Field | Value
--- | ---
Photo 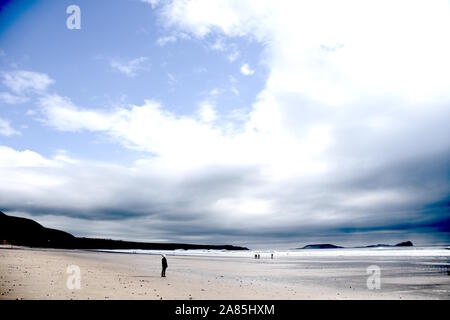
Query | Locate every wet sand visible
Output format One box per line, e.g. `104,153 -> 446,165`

0,247 -> 449,299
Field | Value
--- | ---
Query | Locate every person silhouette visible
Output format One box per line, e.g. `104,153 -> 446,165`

161,254 -> 168,277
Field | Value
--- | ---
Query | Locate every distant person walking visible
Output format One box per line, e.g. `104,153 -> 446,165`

271,253 -> 273,259
161,254 -> 168,277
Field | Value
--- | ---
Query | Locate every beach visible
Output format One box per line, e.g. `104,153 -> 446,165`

0,247 -> 449,300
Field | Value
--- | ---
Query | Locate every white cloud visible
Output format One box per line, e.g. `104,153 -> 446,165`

240,63 -> 254,76
167,72 -> 177,90
2,70 -> 54,94
38,94 -> 112,132
214,198 -> 272,216
228,75 -> 237,83
38,95 -> 225,170
0,92 -> 29,104
141,0 -> 161,9
37,92 -> 332,179
110,57 -> 149,77
230,86 -> 239,96
228,75 -> 240,95
0,118 -> 20,136
0,146 -> 53,167
160,0 -> 253,38
210,37 -> 226,51
157,0 -> 450,162
160,0 -> 450,104
227,49 -> 239,63
197,101 -> 217,123
208,88 -> 220,96
156,35 -> 177,46
208,38 -> 240,63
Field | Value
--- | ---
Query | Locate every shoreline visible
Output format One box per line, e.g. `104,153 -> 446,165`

1,247 -> 449,300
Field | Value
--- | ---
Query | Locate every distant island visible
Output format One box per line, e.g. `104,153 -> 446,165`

363,241 -> 413,248
301,244 -> 343,249
0,211 -> 248,251
298,241 -> 413,249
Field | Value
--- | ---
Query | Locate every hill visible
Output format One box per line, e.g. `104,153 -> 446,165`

300,244 -> 343,249
298,241 -> 414,249
0,211 -> 248,251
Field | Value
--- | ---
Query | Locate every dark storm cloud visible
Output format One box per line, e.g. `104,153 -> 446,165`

2,145 -> 449,247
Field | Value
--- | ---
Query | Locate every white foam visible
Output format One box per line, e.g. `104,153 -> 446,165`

95,246 -> 450,258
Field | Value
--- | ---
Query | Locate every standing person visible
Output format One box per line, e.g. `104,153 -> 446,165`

271,253 -> 273,259
161,254 -> 168,277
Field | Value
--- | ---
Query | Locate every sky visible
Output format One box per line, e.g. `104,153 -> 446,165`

0,0 -> 449,249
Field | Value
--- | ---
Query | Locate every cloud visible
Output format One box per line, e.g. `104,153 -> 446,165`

37,90 -> 335,180
160,0 -> 254,38
110,57 -> 149,77
0,118 -> 20,136
1,1 -> 450,246
17,66 -> 450,246
0,92 -> 29,104
208,38 -> 240,63
240,63 -> 254,76
118,1 -> 450,243
2,70 -> 54,94
141,0 -> 161,9
197,101 -> 217,123
227,49 -> 239,63
38,94 -> 112,132
230,86 -> 239,96
1,143 -> 448,246
0,146 -> 54,167
160,0 -> 450,104
210,37 -> 226,51
156,35 -> 177,46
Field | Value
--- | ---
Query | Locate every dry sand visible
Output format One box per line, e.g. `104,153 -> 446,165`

0,247 -> 449,300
